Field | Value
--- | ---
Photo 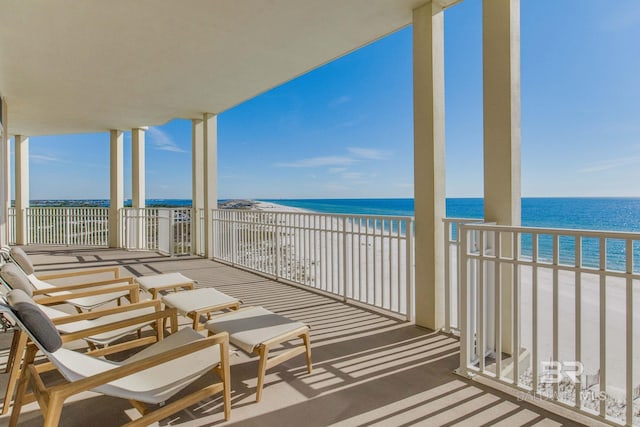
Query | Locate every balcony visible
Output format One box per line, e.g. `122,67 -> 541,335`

4,207 -> 638,425
0,245 -> 575,426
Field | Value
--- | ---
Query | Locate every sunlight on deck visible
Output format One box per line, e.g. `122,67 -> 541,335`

0,247 -> 576,426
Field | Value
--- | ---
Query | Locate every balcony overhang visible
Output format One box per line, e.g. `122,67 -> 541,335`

0,0 -> 460,137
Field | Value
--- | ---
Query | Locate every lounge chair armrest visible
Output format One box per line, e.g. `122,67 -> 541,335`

58,307 -> 177,343
36,266 -> 120,281
33,283 -> 140,306
51,300 -> 161,325
32,277 -> 134,294
59,332 -> 230,392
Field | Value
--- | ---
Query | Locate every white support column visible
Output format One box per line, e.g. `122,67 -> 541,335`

0,96 -> 8,245
108,130 -> 124,248
191,119 -> 204,255
132,128 -> 146,209
483,0 -> 521,354
202,113 -> 217,259
132,128 -> 146,250
14,135 -> 29,245
413,2 -> 446,330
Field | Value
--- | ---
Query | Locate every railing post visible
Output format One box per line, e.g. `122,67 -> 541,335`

455,223 -> 472,378
406,218 -> 414,322
443,220 -> 451,332
342,216 -> 348,303
231,211 -> 237,266
274,213 -> 280,279
65,208 -> 71,246
169,209 -> 175,257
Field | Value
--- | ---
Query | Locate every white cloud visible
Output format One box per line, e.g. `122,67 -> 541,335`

347,147 -> 392,160
579,156 -> 640,173
275,156 -> 356,168
147,127 -> 186,153
276,147 -> 390,171
30,154 -> 60,163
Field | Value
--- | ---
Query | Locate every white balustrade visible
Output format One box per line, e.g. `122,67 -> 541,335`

120,207 -> 193,256
211,209 -> 414,319
457,223 -> 640,426
25,207 -> 109,246
443,217 -> 484,333
7,207 -> 15,245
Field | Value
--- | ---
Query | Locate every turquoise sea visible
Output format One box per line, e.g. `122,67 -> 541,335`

262,197 -> 640,233
264,197 -> 640,271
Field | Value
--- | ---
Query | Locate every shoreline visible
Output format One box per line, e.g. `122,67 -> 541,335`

219,199 -> 311,213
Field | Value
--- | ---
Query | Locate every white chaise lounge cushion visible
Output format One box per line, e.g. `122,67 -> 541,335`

1,263 -> 33,296
6,290 -> 62,352
9,247 -> 34,275
205,306 -> 307,354
49,328 -> 221,404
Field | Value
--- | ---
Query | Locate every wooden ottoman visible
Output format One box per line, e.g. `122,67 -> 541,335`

162,287 -> 240,331
205,306 -> 312,402
135,272 -> 196,299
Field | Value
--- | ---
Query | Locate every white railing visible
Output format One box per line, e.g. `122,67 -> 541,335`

211,209 -> 414,319
7,207 -> 15,245
120,208 -> 193,256
458,223 -> 640,426
195,208 -> 205,257
443,218 -> 484,334
26,207 -> 109,246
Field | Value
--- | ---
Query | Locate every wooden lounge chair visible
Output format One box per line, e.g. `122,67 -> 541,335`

0,264 -> 168,415
0,298 -> 173,416
0,250 -> 139,311
2,289 -> 231,427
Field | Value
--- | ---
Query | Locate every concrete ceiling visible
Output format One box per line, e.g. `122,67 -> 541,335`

0,0 -> 458,136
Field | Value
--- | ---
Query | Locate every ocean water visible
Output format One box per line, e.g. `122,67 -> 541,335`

265,197 -> 640,271
264,197 -> 640,232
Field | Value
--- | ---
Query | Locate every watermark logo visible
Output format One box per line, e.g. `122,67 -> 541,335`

540,361 -> 583,384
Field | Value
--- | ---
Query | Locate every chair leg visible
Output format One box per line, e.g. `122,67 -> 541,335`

191,313 -> 199,331
2,331 -> 27,416
4,331 -> 20,373
255,344 -> 269,403
170,310 -> 178,334
9,345 -> 37,427
43,392 -> 64,427
220,340 -> 231,420
302,331 -> 313,374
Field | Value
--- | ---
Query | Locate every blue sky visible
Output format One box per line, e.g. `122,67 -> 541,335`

16,0 -> 640,200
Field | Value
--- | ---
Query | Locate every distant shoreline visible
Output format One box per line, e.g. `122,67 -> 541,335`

15,196 -> 640,209
18,198 -> 310,212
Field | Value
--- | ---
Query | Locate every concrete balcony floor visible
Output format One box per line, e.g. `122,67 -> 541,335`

0,247 -> 578,426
